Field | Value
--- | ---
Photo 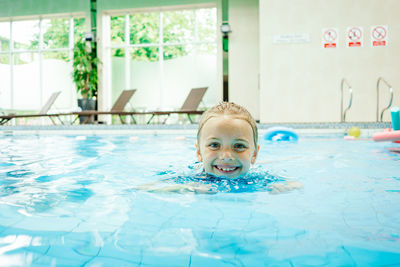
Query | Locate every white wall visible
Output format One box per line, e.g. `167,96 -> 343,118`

229,0 -> 259,120
0,59 -> 75,111
111,54 -> 216,110
259,0 -> 400,123
0,62 -> 11,109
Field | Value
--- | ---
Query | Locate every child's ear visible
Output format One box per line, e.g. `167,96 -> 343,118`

251,144 -> 260,164
195,143 -> 202,162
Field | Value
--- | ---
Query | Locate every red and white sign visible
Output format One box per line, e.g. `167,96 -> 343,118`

346,27 -> 363,47
371,25 -> 388,47
322,28 -> 338,48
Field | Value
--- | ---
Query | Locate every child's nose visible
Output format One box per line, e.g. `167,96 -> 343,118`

219,149 -> 234,161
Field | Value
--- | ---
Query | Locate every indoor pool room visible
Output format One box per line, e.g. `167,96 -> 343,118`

1,0 -> 400,266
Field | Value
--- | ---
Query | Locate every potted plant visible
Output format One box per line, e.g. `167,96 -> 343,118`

72,38 -> 100,123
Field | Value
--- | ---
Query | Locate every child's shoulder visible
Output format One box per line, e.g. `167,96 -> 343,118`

142,164 -> 302,194
172,166 -> 284,193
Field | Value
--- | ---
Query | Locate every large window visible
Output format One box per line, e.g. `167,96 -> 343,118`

106,6 -> 217,111
0,16 -> 85,112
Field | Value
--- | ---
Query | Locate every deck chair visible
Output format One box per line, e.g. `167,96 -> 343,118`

40,91 -> 62,115
0,91 -> 62,125
146,87 -> 208,124
73,89 -> 136,124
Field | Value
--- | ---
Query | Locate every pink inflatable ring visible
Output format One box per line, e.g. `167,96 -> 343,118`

372,130 -> 400,142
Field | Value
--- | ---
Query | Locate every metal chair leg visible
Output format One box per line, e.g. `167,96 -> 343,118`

187,114 -> 193,123
119,115 -> 126,124
162,114 -> 171,124
130,115 -> 137,124
147,114 -> 155,124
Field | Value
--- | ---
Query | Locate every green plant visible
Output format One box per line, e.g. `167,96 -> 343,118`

72,38 -> 100,99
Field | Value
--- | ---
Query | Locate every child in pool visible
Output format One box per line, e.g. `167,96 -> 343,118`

140,102 -> 301,193
195,101 -> 259,178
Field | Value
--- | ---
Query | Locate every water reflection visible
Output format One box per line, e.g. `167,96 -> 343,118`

0,136 -> 105,213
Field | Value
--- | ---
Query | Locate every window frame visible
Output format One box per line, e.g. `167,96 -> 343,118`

104,4 -> 217,110
0,13 -> 85,111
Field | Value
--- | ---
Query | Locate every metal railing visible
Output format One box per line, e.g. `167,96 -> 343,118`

376,77 -> 393,122
340,78 -> 353,122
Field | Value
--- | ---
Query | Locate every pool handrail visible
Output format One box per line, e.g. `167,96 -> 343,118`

340,78 -> 353,122
376,77 -> 394,122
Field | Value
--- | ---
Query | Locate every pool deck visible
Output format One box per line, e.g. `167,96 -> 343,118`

0,122 -> 391,137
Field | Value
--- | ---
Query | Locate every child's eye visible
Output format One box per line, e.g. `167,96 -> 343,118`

208,142 -> 220,150
233,143 -> 247,151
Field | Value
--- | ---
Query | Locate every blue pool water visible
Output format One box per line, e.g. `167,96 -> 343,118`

0,133 -> 399,266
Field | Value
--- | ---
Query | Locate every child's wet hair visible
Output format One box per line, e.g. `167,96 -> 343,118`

197,102 -> 258,146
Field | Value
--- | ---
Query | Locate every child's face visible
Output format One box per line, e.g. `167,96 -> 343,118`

196,115 -> 259,178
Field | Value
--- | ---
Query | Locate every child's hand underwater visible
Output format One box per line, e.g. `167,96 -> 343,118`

137,182 -> 217,194
268,180 -> 303,194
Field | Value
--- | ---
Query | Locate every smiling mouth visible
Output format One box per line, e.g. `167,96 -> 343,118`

214,165 -> 240,174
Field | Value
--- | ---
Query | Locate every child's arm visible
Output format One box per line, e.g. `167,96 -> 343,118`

136,181 -> 216,194
267,180 -> 303,194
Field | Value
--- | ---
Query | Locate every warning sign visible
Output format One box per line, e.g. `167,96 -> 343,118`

346,27 -> 363,47
371,25 -> 388,47
322,28 -> 338,48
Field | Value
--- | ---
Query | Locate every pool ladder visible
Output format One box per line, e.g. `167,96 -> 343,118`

376,77 -> 394,122
340,78 -> 353,122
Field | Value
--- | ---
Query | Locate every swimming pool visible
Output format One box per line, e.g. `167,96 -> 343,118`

0,132 -> 399,266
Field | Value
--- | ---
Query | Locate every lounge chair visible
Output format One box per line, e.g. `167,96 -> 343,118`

0,91 -> 63,125
73,89 -> 136,124
145,87 -> 208,124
